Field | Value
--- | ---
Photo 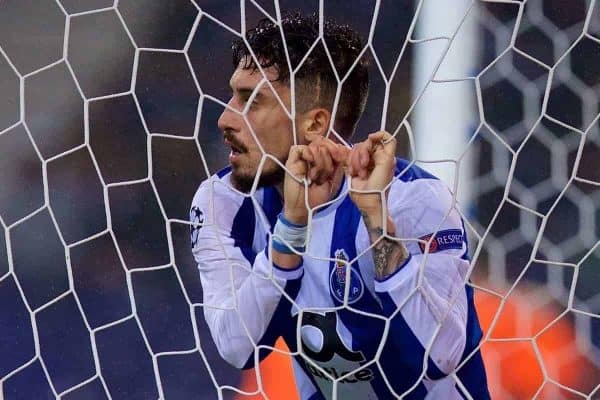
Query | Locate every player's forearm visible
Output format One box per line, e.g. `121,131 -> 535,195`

269,210 -> 306,269
360,208 -> 409,280
271,250 -> 302,268
373,252 -> 470,374
200,248 -> 303,368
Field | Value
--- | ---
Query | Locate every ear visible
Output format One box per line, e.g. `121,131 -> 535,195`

299,108 -> 331,142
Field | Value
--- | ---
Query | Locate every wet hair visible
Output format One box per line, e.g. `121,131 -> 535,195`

232,12 -> 369,138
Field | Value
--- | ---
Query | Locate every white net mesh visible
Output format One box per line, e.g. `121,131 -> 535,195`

0,0 -> 598,399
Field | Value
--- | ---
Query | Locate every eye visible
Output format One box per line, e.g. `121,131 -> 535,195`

237,90 -> 260,107
240,94 -> 253,104
245,96 -> 259,107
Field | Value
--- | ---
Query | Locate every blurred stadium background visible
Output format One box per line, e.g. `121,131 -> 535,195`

0,0 -> 599,399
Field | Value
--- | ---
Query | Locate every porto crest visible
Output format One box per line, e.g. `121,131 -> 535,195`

329,249 -> 364,304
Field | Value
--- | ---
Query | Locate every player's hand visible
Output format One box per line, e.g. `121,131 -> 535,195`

346,131 -> 396,215
283,135 -> 346,225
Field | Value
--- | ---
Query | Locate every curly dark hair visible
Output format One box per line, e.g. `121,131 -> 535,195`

232,12 -> 369,139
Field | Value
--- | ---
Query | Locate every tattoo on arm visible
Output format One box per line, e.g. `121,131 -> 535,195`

361,211 -> 408,280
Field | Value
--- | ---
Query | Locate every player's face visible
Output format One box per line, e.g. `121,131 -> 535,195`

218,63 -> 295,192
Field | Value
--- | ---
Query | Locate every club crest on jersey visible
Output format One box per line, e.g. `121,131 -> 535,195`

418,229 -> 464,254
190,206 -> 204,247
330,249 -> 364,304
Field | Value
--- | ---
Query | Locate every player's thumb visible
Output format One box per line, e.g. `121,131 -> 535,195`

369,131 -> 396,158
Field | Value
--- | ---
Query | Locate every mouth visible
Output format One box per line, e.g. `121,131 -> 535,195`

229,142 -> 244,154
225,138 -> 247,162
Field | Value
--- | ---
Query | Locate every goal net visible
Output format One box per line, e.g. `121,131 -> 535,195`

0,0 -> 598,399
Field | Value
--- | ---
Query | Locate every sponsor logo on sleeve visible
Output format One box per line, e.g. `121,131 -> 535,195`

418,229 -> 464,254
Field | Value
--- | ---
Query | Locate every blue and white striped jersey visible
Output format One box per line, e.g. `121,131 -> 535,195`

190,159 -> 490,399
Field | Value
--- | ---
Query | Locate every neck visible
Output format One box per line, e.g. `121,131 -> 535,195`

328,166 -> 346,200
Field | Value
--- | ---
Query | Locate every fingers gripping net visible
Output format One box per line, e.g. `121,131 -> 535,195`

0,0 -> 598,399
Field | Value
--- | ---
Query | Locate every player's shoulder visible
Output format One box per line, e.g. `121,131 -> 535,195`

389,158 -> 452,207
191,166 -> 245,211
389,159 -> 465,255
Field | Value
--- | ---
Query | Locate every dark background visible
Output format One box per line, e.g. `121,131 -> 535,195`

0,0 -> 598,398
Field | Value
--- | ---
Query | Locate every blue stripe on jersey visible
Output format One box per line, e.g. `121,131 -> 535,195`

394,158 -> 438,182
460,220 -> 470,261
394,158 -> 489,395
242,275 -> 303,369
215,164 -> 255,255
456,285 -> 490,399
377,290 -> 441,397
262,186 -> 283,232
328,196 -> 397,399
306,390 -> 326,400
328,195 -> 362,305
328,196 -> 383,315
231,197 -> 256,264
456,224 -> 489,398
216,165 -> 232,178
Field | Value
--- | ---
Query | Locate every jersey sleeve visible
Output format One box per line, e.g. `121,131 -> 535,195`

190,178 -> 303,369
373,178 -> 470,381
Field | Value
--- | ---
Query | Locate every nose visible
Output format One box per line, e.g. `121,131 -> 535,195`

217,98 -> 240,135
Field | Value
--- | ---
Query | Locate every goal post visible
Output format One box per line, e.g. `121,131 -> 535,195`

412,0 -> 478,207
